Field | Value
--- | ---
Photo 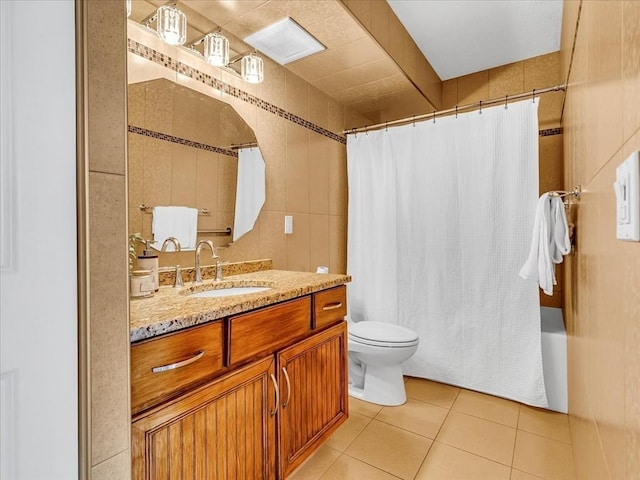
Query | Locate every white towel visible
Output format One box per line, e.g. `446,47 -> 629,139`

233,147 -> 265,242
152,206 -> 198,251
519,194 -> 571,295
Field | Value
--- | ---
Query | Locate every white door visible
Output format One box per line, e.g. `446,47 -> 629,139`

0,1 -> 78,478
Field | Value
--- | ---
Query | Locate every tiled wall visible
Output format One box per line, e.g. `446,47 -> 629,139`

342,0 -> 442,119
440,52 -> 566,308
341,0 -> 442,110
84,1 -> 131,478
561,1 -> 640,478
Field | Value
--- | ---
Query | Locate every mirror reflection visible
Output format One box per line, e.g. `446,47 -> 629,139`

127,78 -> 264,267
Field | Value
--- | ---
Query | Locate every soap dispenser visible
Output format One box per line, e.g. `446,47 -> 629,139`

137,241 -> 159,291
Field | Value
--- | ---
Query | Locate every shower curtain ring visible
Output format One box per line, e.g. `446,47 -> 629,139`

455,105 -> 458,119
385,121 -> 388,132
433,111 -> 436,124
532,89 -> 536,103
479,100 -> 483,115
504,94 -> 508,109
413,115 -> 416,127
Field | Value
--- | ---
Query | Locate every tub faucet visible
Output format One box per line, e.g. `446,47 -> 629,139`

161,237 -> 183,287
194,240 -> 218,284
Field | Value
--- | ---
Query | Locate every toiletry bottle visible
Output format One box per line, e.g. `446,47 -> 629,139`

137,241 -> 159,291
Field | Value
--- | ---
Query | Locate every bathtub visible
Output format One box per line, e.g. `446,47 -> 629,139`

540,307 -> 568,413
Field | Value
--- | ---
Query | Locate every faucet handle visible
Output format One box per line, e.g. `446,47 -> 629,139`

174,264 -> 184,288
215,259 -> 228,281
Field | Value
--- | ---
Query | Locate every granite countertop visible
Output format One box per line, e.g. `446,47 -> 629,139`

130,269 -> 351,343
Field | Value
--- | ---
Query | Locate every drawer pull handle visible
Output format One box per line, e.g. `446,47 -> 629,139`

281,367 -> 291,409
269,374 -> 280,417
151,350 -> 205,373
322,302 -> 343,311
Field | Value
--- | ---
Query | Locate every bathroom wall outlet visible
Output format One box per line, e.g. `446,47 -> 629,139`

614,151 -> 640,241
284,215 -> 293,234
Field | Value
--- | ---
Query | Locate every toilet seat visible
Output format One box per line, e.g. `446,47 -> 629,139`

349,321 -> 419,348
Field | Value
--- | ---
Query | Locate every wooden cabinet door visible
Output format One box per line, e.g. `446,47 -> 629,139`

276,322 -> 348,479
132,356 -> 278,480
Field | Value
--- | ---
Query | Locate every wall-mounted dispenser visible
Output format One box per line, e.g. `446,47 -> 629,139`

614,151 -> 639,241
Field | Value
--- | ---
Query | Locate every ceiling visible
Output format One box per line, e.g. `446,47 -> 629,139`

387,0 -> 563,81
129,0 -> 562,124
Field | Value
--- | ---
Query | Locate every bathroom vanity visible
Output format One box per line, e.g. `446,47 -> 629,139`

130,268 -> 350,480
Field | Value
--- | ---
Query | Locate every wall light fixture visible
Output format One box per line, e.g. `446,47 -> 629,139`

204,32 -> 230,67
241,53 -> 264,84
146,5 -> 187,46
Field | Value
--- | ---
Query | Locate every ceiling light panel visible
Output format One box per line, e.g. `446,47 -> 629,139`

243,17 -> 325,65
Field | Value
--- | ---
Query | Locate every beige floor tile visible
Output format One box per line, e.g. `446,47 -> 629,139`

319,455 -> 402,480
452,389 -> 520,427
510,469 -> 545,479
375,398 -> 449,439
405,377 -> 460,408
349,396 -> 383,418
324,412 -> 372,452
518,405 -> 572,444
415,441 -> 511,480
512,431 -> 576,480
288,445 -> 341,480
345,420 -> 433,480
436,411 -> 517,466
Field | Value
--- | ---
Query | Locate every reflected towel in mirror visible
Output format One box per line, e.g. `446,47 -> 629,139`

152,206 -> 198,251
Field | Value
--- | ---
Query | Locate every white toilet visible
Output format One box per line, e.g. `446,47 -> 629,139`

348,321 -> 419,406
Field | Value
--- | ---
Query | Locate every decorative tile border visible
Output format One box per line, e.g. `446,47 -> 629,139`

128,125 -> 238,158
128,39 -> 347,145
539,127 -> 563,137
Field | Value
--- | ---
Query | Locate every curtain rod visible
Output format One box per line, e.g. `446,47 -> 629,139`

342,85 -> 566,135
229,141 -> 258,150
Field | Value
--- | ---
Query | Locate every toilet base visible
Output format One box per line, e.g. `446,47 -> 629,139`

348,363 -> 407,406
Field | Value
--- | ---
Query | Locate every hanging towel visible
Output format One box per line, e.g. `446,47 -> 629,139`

519,194 -> 571,295
152,206 -> 198,251
233,147 -> 265,242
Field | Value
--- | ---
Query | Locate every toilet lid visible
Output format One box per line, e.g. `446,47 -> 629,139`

349,321 -> 419,347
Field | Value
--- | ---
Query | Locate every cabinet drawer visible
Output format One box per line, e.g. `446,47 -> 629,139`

313,285 -> 347,330
228,297 -> 311,366
131,321 -> 225,414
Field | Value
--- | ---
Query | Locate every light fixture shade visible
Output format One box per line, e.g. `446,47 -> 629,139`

126,0 -> 131,18
204,32 -> 229,67
156,5 -> 187,46
241,53 -> 264,84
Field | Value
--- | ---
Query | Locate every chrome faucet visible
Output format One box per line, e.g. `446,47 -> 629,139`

194,240 -> 218,284
161,237 -> 183,288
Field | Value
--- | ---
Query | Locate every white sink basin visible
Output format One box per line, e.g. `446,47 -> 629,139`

188,286 -> 272,298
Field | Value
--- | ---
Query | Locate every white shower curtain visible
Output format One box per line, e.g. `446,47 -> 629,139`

347,99 -> 548,407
